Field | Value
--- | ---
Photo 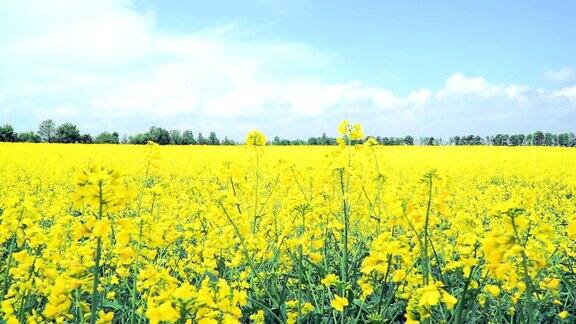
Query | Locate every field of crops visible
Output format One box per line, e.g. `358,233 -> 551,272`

1,126 -> 575,323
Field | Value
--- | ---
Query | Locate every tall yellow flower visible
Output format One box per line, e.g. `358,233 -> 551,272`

245,130 -> 267,147
330,295 -> 349,312
338,120 -> 350,135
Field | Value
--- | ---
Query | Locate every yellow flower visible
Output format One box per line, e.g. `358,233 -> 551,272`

250,310 -> 265,323
349,124 -> 365,141
146,301 -> 179,324
559,310 -> 570,319
338,120 -> 349,135
485,284 -> 501,297
568,219 -> 576,240
540,278 -> 560,291
330,295 -> 349,312
441,291 -> 458,310
364,137 -> 379,147
321,273 -> 339,287
92,219 -> 111,238
418,284 -> 441,307
96,310 -> 114,324
245,130 -> 267,146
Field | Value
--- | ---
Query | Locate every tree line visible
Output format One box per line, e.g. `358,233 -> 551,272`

1,120 -> 575,146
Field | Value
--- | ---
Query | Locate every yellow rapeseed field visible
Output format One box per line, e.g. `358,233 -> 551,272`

1,123 -> 575,323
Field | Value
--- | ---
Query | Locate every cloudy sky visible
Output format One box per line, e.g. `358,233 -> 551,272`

1,0 -> 575,139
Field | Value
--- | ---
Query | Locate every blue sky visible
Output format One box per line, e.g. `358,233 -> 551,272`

1,0 -> 575,139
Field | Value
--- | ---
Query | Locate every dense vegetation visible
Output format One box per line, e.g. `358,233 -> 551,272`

1,120 -> 576,146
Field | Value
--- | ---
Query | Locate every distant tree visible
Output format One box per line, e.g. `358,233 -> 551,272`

208,132 -> 220,145
473,135 -> 483,145
38,119 -> 56,142
450,136 -> 461,145
221,136 -> 236,145
0,124 -> 18,142
182,130 -> 197,145
403,135 -> 414,145
569,133 -> 576,147
272,136 -> 281,145
557,133 -> 570,147
197,133 -> 207,145
79,134 -> 93,144
509,134 -> 525,146
148,127 -> 171,145
18,131 -> 41,143
169,130 -> 184,145
492,134 -> 509,146
533,131 -> 544,146
524,133 -> 533,146
543,132 -> 556,146
128,133 -> 151,145
55,123 -> 81,143
95,131 -> 120,144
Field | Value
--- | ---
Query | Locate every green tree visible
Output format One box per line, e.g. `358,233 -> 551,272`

221,136 -> 236,145
557,133 -> 570,147
128,133 -> 151,144
18,131 -> 41,143
533,131 -> 544,146
148,126 -> 171,145
543,132 -> 556,146
208,132 -> 220,145
169,130 -> 184,145
182,130 -> 197,145
197,133 -> 207,145
95,132 -> 119,144
79,134 -> 93,144
403,135 -> 414,145
509,134 -> 525,146
0,124 -> 18,142
38,119 -> 56,142
54,123 -> 81,143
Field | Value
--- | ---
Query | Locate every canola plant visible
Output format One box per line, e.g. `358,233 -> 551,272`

0,121 -> 575,323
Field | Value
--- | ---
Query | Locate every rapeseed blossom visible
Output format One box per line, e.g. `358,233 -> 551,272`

0,121 -> 575,322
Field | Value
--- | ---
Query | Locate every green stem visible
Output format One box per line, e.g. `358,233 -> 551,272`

90,182 -> 104,324
219,202 -> 276,304
376,254 -> 393,315
338,169 -> 349,287
252,151 -> 260,233
422,176 -> 433,285
0,209 -> 23,304
510,214 -> 535,324
0,233 -> 18,303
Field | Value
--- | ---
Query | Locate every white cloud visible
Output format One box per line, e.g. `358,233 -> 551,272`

0,0 -> 575,138
552,85 -> 576,104
544,66 -> 576,83
435,72 -> 503,99
408,89 -> 432,106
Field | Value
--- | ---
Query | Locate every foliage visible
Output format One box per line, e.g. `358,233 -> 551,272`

18,131 -> 41,143
0,124 -> 18,142
1,121 -> 576,147
95,132 -> 120,144
38,119 -> 56,143
55,122 -> 81,143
